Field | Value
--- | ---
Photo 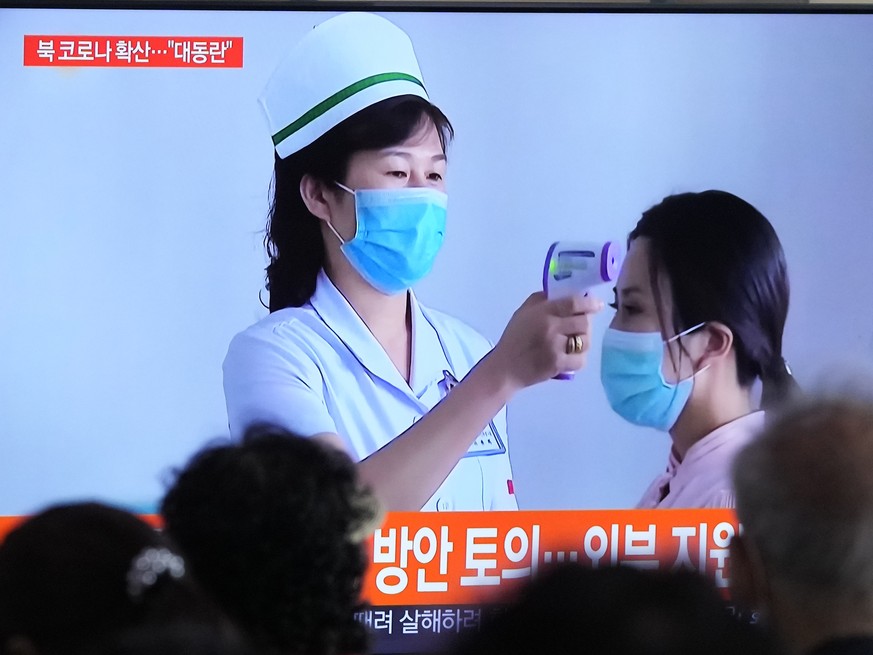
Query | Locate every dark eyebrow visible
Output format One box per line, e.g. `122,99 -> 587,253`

382,150 -> 446,163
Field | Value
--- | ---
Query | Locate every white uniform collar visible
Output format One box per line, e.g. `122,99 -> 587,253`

308,270 -> 446,399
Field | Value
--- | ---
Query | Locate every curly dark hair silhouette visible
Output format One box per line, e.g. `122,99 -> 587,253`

161,425 -> 382,655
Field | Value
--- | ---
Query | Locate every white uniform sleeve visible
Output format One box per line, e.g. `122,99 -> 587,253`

222,329 -> 337,440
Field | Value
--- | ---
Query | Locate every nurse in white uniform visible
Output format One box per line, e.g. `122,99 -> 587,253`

223,13 -> 602,512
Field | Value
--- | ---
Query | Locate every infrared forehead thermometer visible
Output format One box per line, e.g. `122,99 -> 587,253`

543,241 -> 623,300
543,241 -> 624,379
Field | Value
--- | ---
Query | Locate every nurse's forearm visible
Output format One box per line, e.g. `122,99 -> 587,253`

356,350 -> 521,512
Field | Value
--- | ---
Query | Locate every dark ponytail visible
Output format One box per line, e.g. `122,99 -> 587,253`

265,150 -> 327,311
264,95 -> 453,312
760,357 -> 800,411
630,190 -> 799,411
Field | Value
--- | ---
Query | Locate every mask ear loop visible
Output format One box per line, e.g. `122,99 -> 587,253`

665,322 -> 707,344
325,219 -> 345,245
665,322 -> 711,383
325,181 -> 356,245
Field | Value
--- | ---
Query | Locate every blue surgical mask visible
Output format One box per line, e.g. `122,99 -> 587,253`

327,183 -> 447,295
600,323 -> 708,431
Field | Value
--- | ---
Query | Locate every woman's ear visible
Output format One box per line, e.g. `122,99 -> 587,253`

299,174 -> 334,223
699,321 -> 734,368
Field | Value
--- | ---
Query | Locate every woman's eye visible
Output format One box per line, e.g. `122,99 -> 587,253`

428,172 -> 443,182
388,171 -> 408,179
613,300 -> 642,315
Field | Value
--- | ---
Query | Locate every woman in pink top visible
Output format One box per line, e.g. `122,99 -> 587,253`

600,191 -> 799,509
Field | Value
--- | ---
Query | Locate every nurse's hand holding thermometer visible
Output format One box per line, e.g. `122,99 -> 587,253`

541,241 -> 624,379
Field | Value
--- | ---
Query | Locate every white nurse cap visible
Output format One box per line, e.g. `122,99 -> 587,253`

260,12 -> 430,159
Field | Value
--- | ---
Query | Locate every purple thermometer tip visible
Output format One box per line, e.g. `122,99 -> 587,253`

600,241 -> 622,282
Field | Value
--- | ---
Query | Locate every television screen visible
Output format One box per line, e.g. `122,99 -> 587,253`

2,4 -> 872,515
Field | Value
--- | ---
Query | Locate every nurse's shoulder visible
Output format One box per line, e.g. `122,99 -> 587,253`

222,306 -> 342,440
225,304 -> 335,368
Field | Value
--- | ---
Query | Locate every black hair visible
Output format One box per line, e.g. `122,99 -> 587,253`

0,503 -> 231,655
264,95 -> 454,312
160,425 -> 381,655
451,564 -> 777,655
630,190 -> 799,411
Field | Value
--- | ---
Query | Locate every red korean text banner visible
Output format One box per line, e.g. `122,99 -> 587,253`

23,36 -> 243,67
362,509 -> 738,606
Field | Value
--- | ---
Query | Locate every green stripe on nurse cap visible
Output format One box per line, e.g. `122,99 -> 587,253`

271,72 -> 426,148
259,13 -> 430,159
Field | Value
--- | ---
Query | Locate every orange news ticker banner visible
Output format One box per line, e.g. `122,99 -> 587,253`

23,35 -> 243,67
0,510 -> 738,606
362,509 -> 738,606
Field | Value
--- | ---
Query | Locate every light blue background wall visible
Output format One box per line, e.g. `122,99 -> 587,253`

1,9 -> 872,514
